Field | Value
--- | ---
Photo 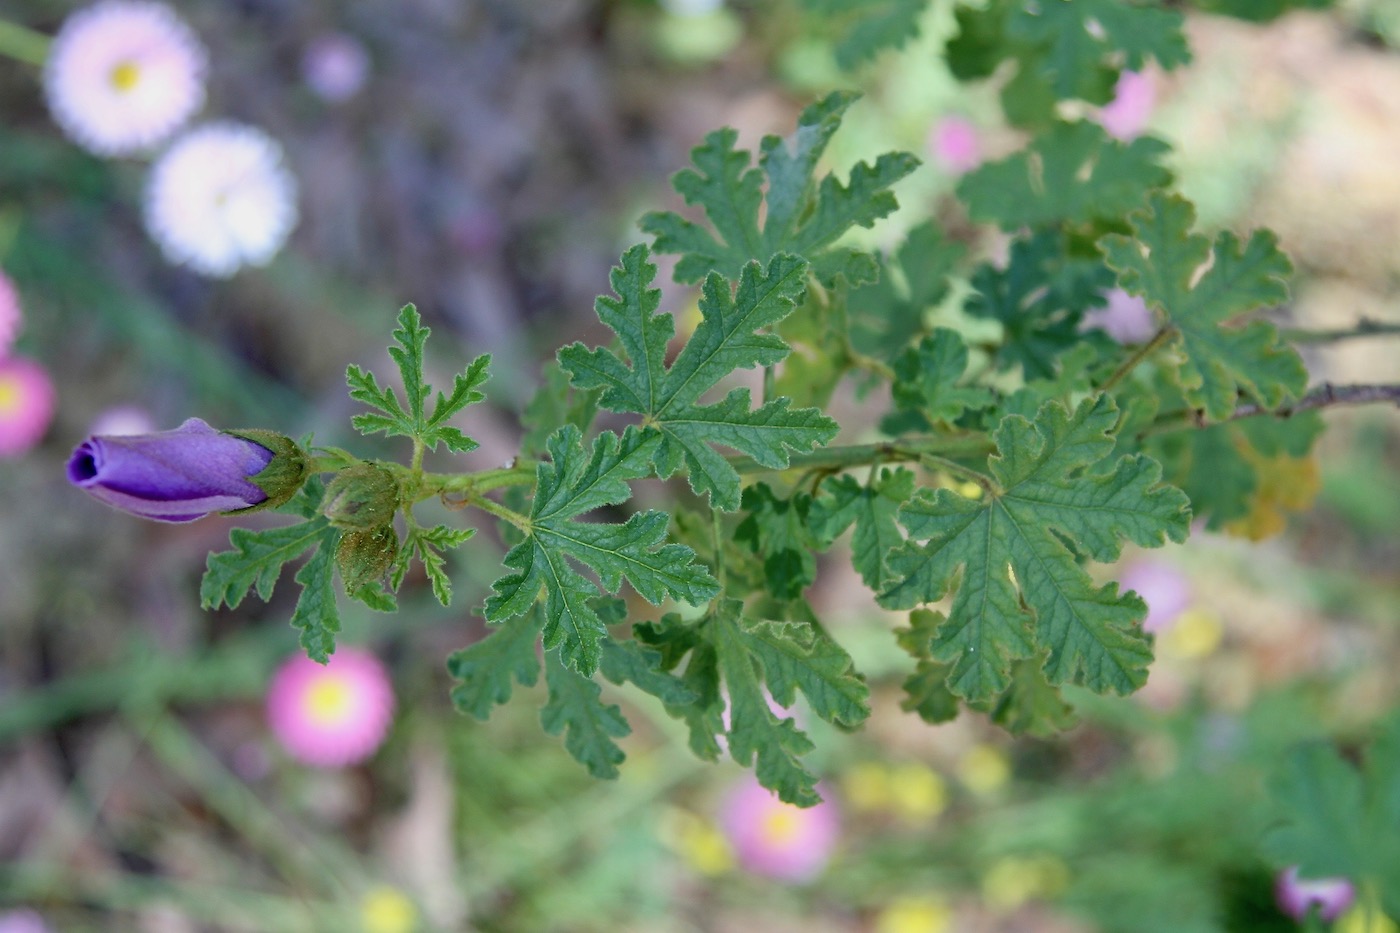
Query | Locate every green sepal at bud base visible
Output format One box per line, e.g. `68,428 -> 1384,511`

222,429 -> 311,514
336,524 -> 399,591
322,463 -> 400,530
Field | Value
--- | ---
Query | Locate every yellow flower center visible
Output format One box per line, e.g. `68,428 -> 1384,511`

304,677 -> 354,726
110,60 -> 142,92
759,807 -> 802,846
359,886 -> 418,933
0,375 -> 20,415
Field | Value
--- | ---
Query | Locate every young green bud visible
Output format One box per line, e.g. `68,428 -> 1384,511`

322,463 -> 399,530
221,428 -> 312,514
335,524 -> 399,591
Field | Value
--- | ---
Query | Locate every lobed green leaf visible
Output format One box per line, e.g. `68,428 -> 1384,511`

1101,193 -> 1306,422
880,395 -> 1191,702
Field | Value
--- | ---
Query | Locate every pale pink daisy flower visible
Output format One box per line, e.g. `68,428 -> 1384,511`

928,115 -> 982,175
302,34 -> 371,103
1275,866 -> 1354,922
0,357 -> 56,458
718,777 -> 839,882
144,122 -> 299,277
0,270 -> 20,357
1098,70 -> 1156,141
266,647 -> 394,768
1082,288 -> 1156,345
44,1 -> 206,157
1118,558 -> 1191,634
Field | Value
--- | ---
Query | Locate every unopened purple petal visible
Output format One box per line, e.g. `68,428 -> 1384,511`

67,417 -> 273,523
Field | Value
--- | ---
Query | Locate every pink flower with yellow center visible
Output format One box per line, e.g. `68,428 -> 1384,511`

44,1 -> 207,156
0,357 -> 56,458
718,776 -> 840,882
266,648 -> 395,768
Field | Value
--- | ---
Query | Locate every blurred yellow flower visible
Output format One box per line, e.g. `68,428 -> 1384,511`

957,745 -> 1010,795
360,886 -> 417,933
657,806 -> 734,876
888,762 -> 947,822
842,761 -> 894,812
875,896 -> 952,933
981,854 -> 1070,910
1158,608 -> 1223,660
956,481 -> 983,500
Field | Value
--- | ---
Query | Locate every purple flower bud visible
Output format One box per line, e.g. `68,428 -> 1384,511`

1276,866 -> 1355,922
67,417 -> 285,522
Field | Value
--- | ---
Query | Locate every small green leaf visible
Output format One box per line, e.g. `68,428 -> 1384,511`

290,535 -> 341,663
848,221 -> 965,359
634,614 -> 726,761
958,122 -> 1172,230
485,425 -> 720,676
965,230 -> 1117,380
641,92 -> 918,286
1007,0 -> 1190,100
201,518 -> 333,610
977,657 -> 1078,737
599,635 -> 699,708
810,468 -> 915,592
880,395 -> 1191,701
561,247 -> 837,511
1264,715 -> 1400,916
741,617 -> 870,727
541,650 -> 630,779
735,484 -> 818,601
397,524 -> 475,607
448,608 -> 545,720
709,600 -> 821,806
888,329 -> 995,428
895,610 -> 960,725
800,0 -> 928,70
347,304 -> 490,451
1100,193 -> 1307,421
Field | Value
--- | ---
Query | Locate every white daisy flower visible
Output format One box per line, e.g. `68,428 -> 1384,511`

144,122 -> 298,277
44,1 -> 207,157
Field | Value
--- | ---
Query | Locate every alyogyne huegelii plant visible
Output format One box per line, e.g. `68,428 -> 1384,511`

66,91 -> 1394,806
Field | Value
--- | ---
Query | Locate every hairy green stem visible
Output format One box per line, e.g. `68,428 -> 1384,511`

0,19 -> 48,66
919,453 -> 996,493
464,491 -> 531,531
427,464 -> 536,496
1100,325 -> 1177,392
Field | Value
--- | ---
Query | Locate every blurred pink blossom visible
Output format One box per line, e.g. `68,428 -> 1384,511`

718,777 -> 839,882
89,405 -> 156,437
1082,288 -> 1157,345
1098,70 -> 1156,141
0,909 -> 50,933
1275,866 -> 1354,922
0,357 -> 56,458
0,271 -> 20,356
144,122 -> 298,277
302,34 -> 371,103
928,115 -> 981,174
266,647 -> 395,768
1118,558 -> 1191,634
44,1 -> 207,156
